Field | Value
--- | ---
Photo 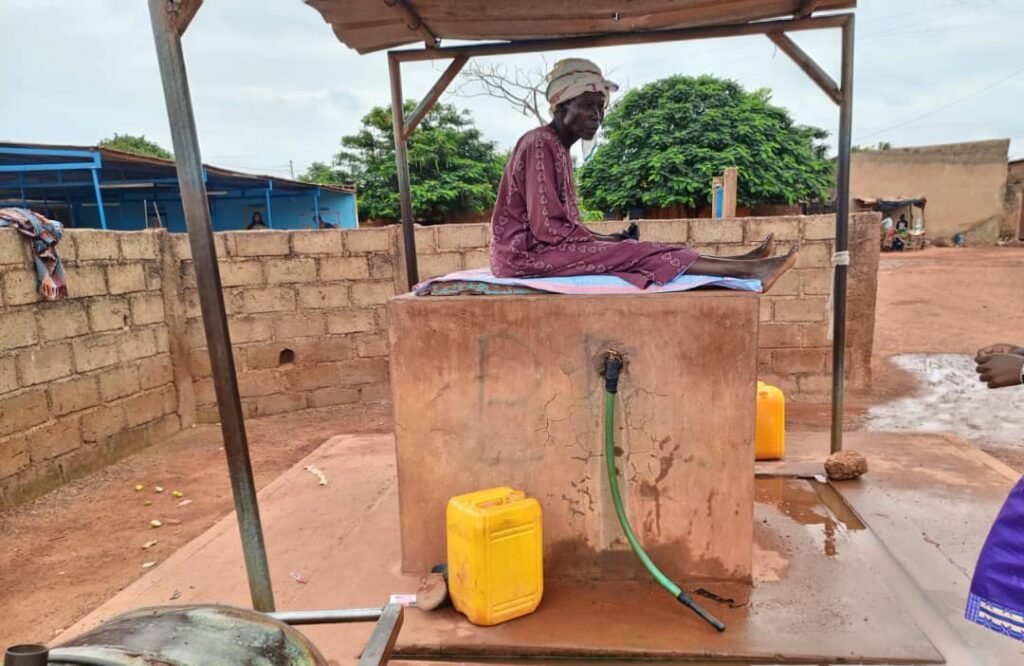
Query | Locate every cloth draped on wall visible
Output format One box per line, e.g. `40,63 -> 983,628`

0,207 -> 69,300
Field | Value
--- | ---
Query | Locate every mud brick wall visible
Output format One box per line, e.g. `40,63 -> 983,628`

410,213 -> 881,397
0,229 -> 184,507
176,229 -> 396,424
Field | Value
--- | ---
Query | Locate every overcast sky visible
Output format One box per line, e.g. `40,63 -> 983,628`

3,0 -> 1022,179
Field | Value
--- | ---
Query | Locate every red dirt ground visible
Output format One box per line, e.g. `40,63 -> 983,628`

2,246 -> 1023,648
0,404 -> 391,647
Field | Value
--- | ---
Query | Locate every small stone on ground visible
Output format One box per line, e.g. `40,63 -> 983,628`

825,450 -> 868,480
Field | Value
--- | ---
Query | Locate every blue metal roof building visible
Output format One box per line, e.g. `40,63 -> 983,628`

0,142 -> 358,231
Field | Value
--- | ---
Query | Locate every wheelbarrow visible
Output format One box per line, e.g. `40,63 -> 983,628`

5,602 -> 403,665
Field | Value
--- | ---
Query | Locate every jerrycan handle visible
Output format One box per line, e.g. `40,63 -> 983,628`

473,488 -> 525,510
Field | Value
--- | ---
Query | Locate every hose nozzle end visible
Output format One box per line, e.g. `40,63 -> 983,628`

677,592 -> 727,632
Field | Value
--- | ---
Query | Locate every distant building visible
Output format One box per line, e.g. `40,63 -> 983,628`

850,139 -> 1012,243
0,142 -> 357,231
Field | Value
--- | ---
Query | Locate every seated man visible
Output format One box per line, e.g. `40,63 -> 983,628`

490,58 -> 798,291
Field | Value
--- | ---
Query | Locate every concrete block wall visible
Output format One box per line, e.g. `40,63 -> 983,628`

410,213 -> 881,396
0,229 -> 184,507
1,213 -> 878,505
175,229 -> 396,424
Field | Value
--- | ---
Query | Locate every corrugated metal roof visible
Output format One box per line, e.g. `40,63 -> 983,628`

0,141 -> 355,194
305,0 -> 855,54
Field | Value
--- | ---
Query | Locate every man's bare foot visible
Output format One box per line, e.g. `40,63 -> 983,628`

754,246 -> 799,293
736,234 -> 775,260
702,234 -> 774,261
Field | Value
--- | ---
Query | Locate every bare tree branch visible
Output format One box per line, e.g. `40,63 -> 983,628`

453,61 -> 549,126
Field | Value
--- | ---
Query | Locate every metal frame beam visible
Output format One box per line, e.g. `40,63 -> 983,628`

0,147 -> 99,159
0,163 -> 98,173
403,55 -> 468,139
389,14 -> 846,63
767,32 -> 841,105
147,0 -> 275,612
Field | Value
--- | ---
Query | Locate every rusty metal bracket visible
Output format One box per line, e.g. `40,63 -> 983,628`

797,0 -> 827,18
383,0 -> 439,48
162,0 -> 202,36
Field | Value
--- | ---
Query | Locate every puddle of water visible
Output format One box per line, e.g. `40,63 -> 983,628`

868,354 -> 1024,448
758,478 -> 981,663
757,478 -> 863,559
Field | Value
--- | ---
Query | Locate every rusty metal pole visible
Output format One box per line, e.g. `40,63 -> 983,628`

388,54 -> 419,289
147,0 -> 275,611
830,15 -> 855,454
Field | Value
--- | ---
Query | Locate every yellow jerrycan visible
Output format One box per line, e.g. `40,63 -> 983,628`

755,381 -> 786,460
446,487 -> 543,626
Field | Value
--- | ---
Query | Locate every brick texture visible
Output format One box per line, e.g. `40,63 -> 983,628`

319,257 -> 370,281
37,302 -> 90,341
0,357 -> 16,396
0,389 -> 50,438
87,298 -> 130,332
69,265 -> 108,298
0,311 -> 38,351
690,219 -> 744,244
49,376 -> 101,416
107,264 -> 147,295
1,268 -> 40,306
346,228 -> 391,253
17,344 -> 74,386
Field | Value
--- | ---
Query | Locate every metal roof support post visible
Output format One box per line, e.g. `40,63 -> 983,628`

89,153 -> 109,230
313,186 -> 320,225
147,0 -> 275,612
90,167 -> 108,230
265,180 -> 274,228
830,15 -> 855,454
388,53 -> 419,288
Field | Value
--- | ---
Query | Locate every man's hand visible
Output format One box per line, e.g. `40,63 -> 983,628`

976,343 -> 1024,364
976,353 -> 1024,389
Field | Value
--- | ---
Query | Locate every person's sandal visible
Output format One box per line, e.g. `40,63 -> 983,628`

417,563 -> 449,611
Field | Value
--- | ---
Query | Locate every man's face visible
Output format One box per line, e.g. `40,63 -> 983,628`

561,92 -> 606,141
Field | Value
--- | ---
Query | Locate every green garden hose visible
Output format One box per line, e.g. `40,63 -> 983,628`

602,353 -> 726,632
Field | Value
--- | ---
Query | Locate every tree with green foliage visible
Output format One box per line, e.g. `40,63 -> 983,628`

98,134 -> 173,160
302,101 -> 504,222
577,75 -> 834,213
